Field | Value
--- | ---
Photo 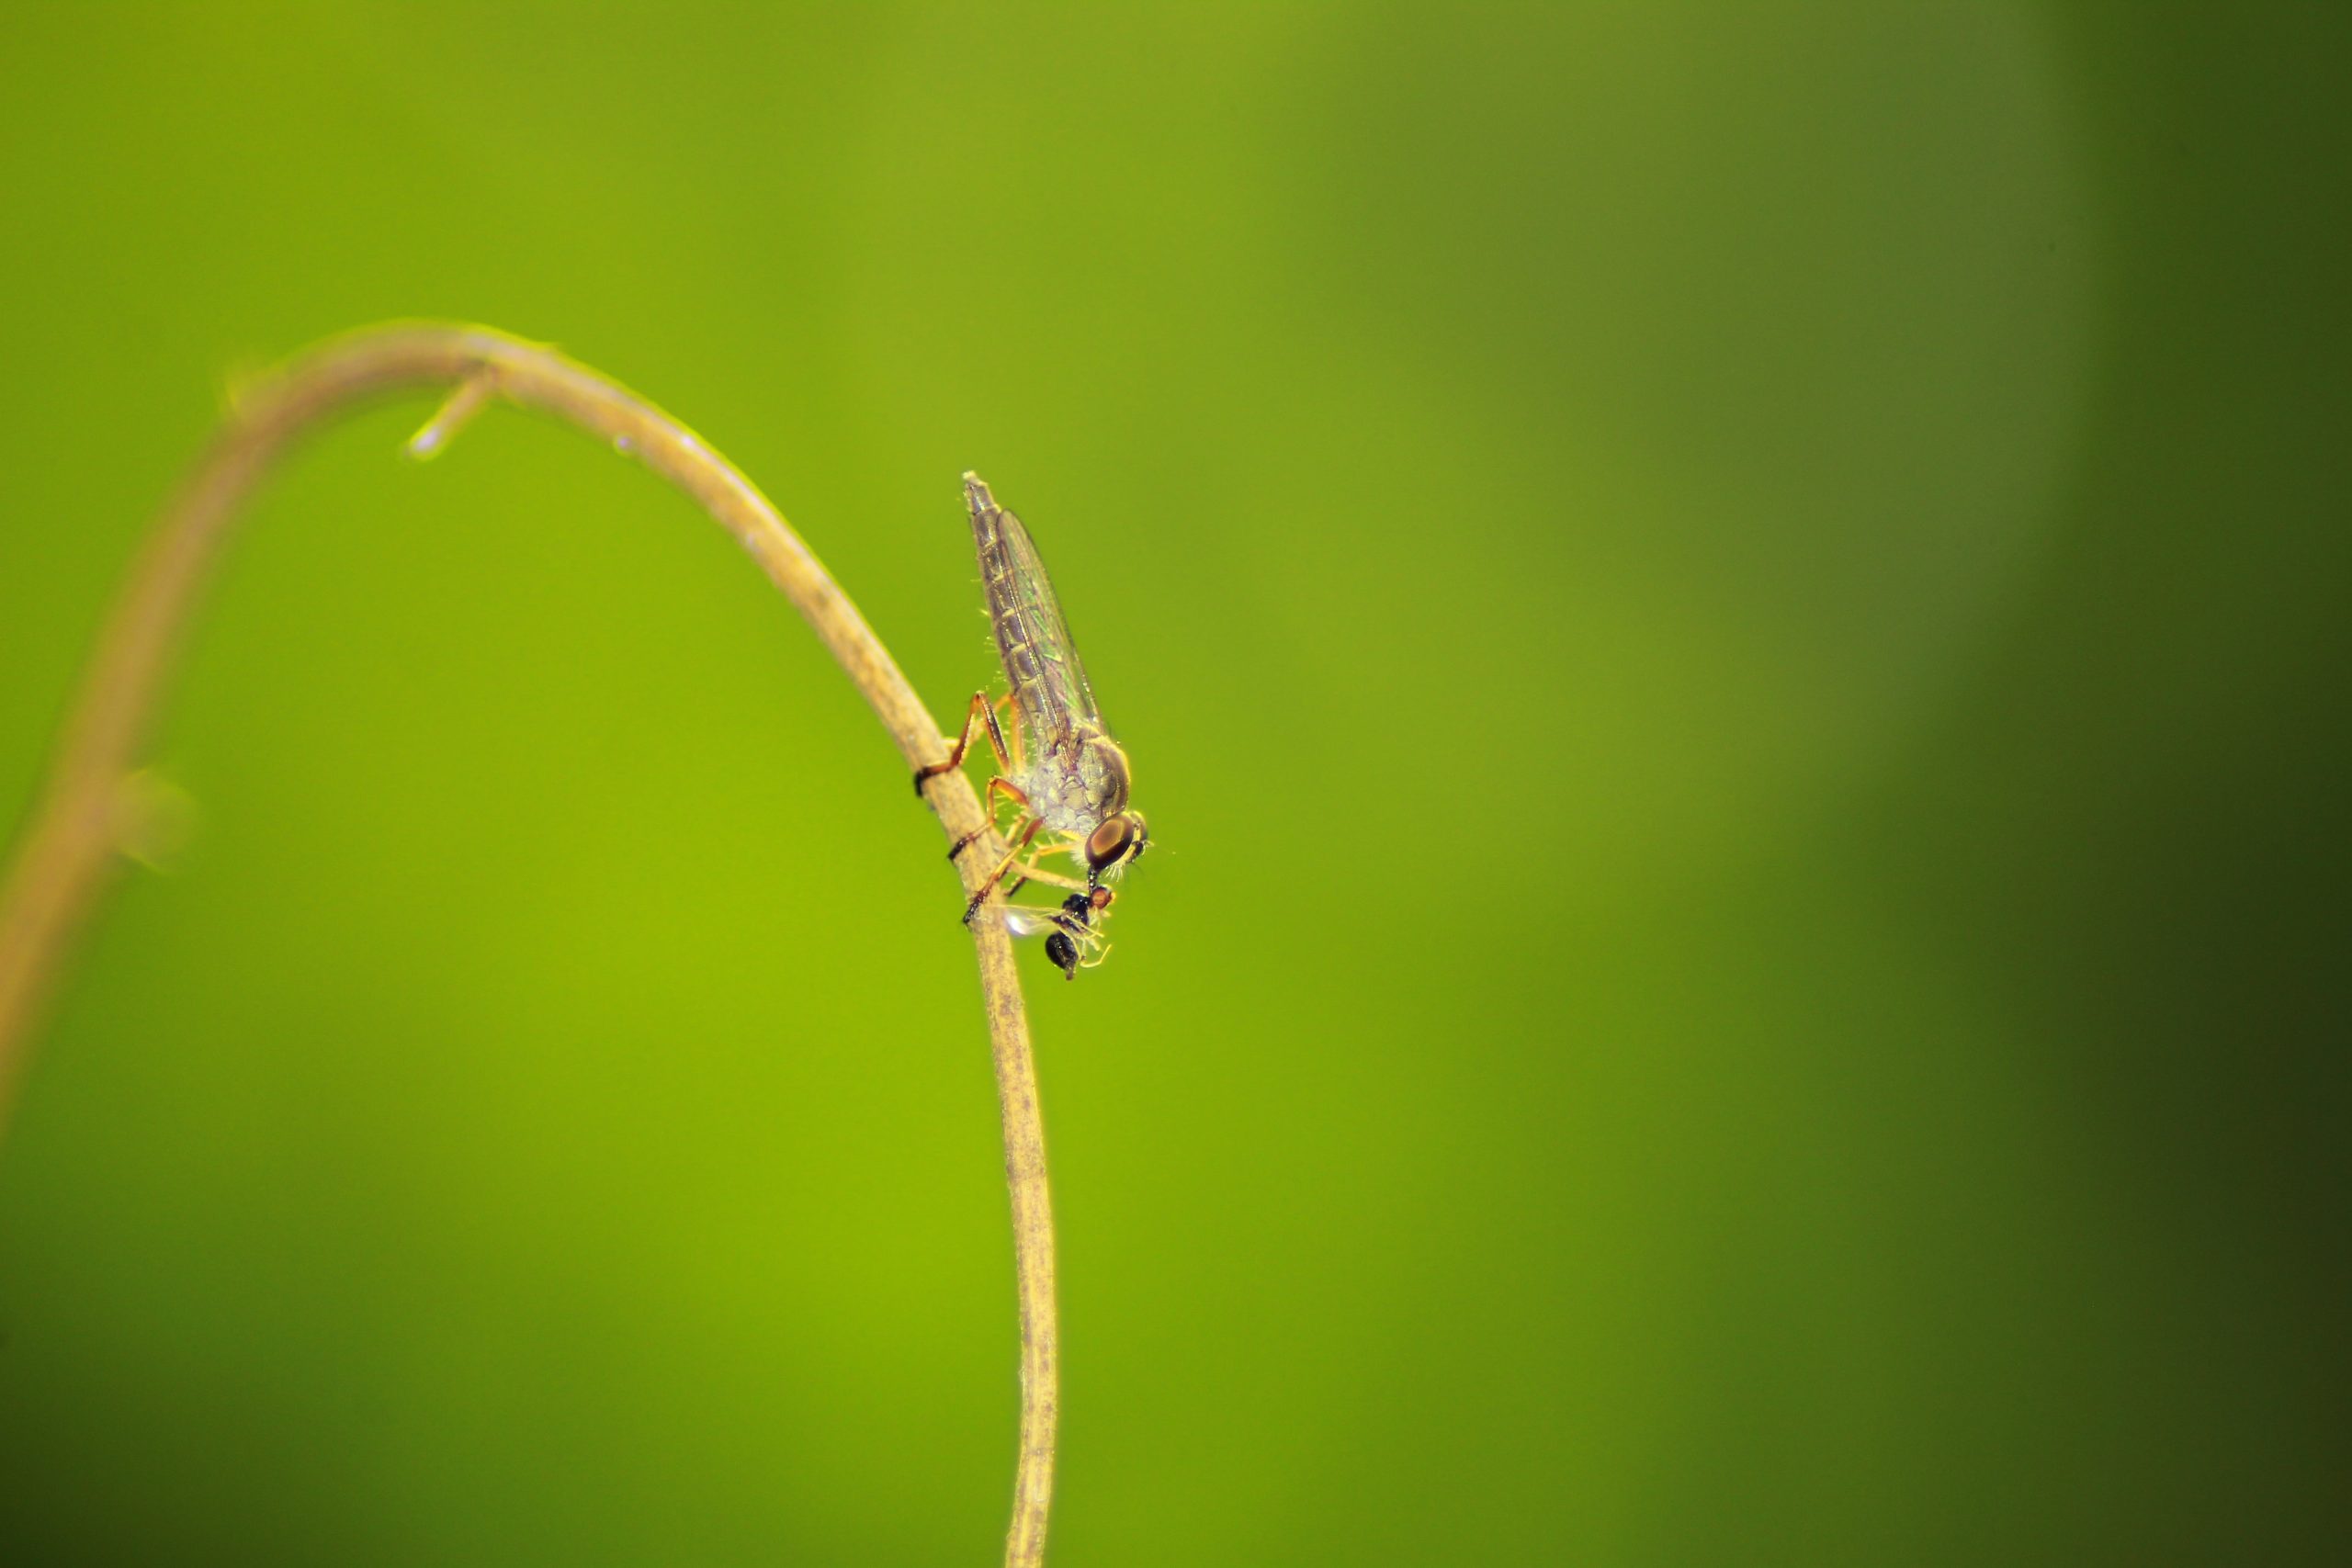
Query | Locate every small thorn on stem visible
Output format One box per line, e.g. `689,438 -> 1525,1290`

218,358 -> 266,421
109,768 -> 198,873
405,370 -> 498,461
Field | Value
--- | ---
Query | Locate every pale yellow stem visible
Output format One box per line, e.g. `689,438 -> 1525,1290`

0,322 -> 1058,1567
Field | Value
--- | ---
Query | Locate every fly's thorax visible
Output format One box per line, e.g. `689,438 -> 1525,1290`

1027,729 -> 1131,833
1076,733 -> 1132,818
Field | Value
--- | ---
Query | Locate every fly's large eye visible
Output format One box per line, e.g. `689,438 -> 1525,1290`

1086,816 -> 1136,871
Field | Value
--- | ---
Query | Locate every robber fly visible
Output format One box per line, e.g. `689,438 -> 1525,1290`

914,473 -> 1150,950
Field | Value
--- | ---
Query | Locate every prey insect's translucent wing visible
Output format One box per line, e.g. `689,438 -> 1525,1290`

966,473 -> 1103,746
1003,903 -> 1084,941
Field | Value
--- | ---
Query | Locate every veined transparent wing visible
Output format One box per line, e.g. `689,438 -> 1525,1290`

966,473 -> 1103,743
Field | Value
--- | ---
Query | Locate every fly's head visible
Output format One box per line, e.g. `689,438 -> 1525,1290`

1084,809 -> 1149,886
1068,735 -> 1148,886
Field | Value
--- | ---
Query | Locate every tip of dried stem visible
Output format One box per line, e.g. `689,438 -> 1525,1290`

405,370 -> 498,461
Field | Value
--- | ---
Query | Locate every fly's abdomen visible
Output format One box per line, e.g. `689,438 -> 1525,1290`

985,585 -> 1054,722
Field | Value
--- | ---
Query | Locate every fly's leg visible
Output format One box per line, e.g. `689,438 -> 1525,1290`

995,693 -> 1023,775
965,816 -> 1042,925
985,774 -> 1030,825
948,777 -> 1032,863
1003,855 -> 1091,896
921,691 -> 1020,862
913,691 -> 1013,795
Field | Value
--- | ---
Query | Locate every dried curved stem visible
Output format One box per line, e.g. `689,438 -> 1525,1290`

0,322 -> 1058,1566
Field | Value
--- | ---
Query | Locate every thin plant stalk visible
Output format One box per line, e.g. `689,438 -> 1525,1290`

0,322 -> 1059,1567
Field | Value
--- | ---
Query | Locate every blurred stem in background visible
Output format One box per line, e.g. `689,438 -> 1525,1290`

0,323 -> 1061,1568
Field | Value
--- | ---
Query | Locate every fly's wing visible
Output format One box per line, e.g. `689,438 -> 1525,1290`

966,473 -> 1103,746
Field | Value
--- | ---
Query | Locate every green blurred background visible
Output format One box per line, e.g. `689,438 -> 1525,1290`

3,4 -> 2345,1563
